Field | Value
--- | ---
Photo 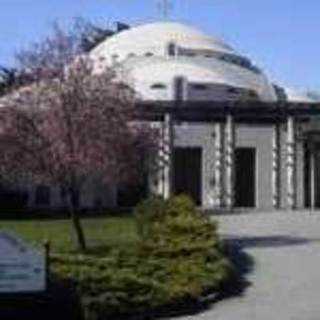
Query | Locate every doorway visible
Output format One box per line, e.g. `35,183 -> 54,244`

235,147 -> 256,207
305,144 -> 320,208
173,147 -> 202,205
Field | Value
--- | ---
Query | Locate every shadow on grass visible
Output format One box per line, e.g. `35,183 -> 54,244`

0,279 -> 82,320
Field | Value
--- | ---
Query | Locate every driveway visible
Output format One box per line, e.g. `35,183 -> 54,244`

176,210 -> 320,320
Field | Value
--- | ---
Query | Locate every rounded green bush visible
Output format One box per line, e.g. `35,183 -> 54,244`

138,195 -> 232,300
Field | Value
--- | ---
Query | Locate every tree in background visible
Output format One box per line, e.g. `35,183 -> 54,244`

0,18 -> 124,96
306,90 -> 320,101
0,24 -> 157,251
0,67 -> 16,96
76,18 -> 116,52
0,67 -> 32,97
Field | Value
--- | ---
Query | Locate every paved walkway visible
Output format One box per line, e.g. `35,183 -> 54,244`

176,211 -> 320,320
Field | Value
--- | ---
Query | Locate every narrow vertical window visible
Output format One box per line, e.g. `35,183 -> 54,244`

174,76 -> 184,102
168,42 -> 176,57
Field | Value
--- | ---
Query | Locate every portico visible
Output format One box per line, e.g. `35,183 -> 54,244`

140,101 -> 320,210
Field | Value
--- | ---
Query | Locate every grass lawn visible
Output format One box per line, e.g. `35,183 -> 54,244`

0,200 -> 236,319
0,216 -> 137,253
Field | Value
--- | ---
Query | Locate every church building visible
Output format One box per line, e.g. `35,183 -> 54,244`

87,21 -> 320,211
5,21 -> 320,211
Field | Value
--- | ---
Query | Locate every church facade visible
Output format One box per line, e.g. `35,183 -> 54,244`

90,21 -> 320,210
140,100 -> 316,210
10,21 -> 320,211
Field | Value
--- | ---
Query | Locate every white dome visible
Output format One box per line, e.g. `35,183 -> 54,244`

90,21 -> 277,102
91,22 -> 235,64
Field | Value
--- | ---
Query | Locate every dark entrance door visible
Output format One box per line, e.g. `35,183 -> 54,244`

314,153 -> 320,207
304,143 -> 320,208
173,147 -> 202,205
235,148 -> 256,207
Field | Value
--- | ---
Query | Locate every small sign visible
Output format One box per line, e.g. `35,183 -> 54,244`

0,232 -> 46,293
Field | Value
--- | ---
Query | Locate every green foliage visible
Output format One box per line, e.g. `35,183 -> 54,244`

52,195 -> 234,319
52,250 -> 169,318
134,195 -> 167,241
140,195 -> 218,255
138,195 -> 232,300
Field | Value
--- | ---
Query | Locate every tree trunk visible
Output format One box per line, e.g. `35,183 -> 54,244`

68,187 -> 86,251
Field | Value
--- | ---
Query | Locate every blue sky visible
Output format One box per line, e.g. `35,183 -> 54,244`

1,0 -> 319,91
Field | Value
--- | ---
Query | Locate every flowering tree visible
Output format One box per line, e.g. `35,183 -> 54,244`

0,25 -> 157,251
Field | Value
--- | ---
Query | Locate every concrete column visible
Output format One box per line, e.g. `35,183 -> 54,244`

272,123 -> 281,208
214,122 -> 224,207
310,150 -> 316,210
225,115 -> 235,209
286,116 -> 297,209
162,113 -> 173,199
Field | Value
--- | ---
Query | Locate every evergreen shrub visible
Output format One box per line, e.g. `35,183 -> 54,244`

52,195 -> 234,319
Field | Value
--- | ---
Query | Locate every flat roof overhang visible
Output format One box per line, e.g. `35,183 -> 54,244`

135,100 -> 320,123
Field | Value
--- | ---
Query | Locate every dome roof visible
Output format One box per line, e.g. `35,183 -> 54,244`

90,21 -> 277,102
91,21 -> 235,63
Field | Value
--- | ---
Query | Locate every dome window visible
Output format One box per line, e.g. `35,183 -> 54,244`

183,51 -> 196,57
228,87 -> 241,95
151,83 -> 167,90
220,55 -> 229,62
192,84 -> 208,91
167,42 -> 176,57
111,54 -> 119,63
248,90 -> 258,99
145,52 -> 154,57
